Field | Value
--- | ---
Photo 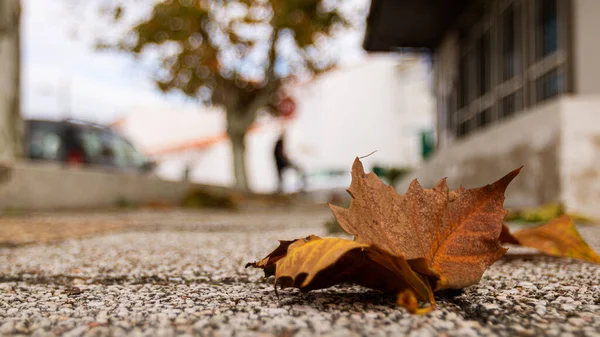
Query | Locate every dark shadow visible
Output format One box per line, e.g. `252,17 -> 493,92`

433,288 -> 464,300
276,287 -> 399,309
500,252 -> 573,263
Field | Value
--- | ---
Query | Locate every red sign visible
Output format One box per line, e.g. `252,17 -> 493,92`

278,96 -> 296,118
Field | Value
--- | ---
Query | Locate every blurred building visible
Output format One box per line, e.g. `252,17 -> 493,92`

114,56 -> 434,194
365,0 -> 600,217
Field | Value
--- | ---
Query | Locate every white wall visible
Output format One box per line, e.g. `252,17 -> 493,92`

0,161 -> 200,210
117,56 -> 435,194
393,96 -> 600,220
559,97 -> 600,218
395,98 -> 563,209
116,105 -> 225,153
286,55 -> 434,172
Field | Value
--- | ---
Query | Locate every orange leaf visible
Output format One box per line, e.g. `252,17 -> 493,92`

330,158 -> 520,290
511,215 -> 600,264
245,236 -> 319,276
272,236 -> 436,314
499,224 -> 519,245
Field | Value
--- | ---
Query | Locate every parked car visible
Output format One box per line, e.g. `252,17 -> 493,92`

24,119 -> 156,173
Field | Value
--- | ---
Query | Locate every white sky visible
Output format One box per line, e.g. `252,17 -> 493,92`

21,0 -> 369,124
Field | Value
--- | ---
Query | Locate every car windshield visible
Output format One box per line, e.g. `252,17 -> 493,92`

79,128 -> 146,169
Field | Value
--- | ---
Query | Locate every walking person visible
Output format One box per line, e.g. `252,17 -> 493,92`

273,133 -> 305,193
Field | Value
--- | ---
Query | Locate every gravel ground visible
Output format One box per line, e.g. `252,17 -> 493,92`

0,208 -> 599,337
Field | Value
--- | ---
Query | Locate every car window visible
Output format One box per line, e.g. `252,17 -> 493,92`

111,136 -> 146,169
79,130 -> 103,162
121,139 -> 146,168
28,122 -> 64,160
109,134 -> 129,168
79,129 -> 119,167
77,127 -> 146,170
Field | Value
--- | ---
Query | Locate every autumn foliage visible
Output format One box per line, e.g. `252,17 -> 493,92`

247,158 -> 600,314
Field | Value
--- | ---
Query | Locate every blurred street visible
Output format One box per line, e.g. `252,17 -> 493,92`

1,208 -> 599,337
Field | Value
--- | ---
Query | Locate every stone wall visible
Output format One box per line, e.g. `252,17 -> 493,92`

394,96 -> 600,219
559,97 -> 600,218
0,162 -> 198,210
395,98 -> 563,209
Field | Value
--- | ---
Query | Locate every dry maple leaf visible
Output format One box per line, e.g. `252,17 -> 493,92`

499,224 -> 519,245
503,215 -> 600,264
257,236 -> 436,314
330,158 -> 521,290
245,235 -> 320,276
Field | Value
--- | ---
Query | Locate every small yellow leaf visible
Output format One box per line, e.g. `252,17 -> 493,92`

245,235 -> 319,276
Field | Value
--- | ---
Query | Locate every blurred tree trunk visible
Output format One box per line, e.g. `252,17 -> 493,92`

226,108 -> 253,192
229,127 -> 248,191
224,81 -> 276,192
0,0 -> 22,162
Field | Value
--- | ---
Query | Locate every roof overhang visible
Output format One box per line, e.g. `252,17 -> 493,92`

363,0 -> 476,51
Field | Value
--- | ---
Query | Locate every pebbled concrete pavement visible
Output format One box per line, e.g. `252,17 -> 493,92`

0,208 -> 599,336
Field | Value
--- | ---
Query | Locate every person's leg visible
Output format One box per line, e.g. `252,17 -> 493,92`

276,164 -> 285,193
289,163 -> 307,192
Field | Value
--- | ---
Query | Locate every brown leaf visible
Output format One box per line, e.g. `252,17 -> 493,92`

511,215 -> 600,263
330,158 -> 520,290
272,236 -> 436,314
499,224 -> 519,245
245,235 -> 319,276
245,239 -> 298,276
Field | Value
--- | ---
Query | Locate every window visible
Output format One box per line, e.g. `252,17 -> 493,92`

446,92 -> 457,134
501,3 -> 522,81
110,135 -> 130,169
477,31 -> 492,96
501,91 -> 522,119
30,132 -> 62,160
79,130 -> 103,160
536,69 -> 562,102
28,122 -> 64,161
459,43 -> 470,108
531,0 -> 564,103
476,109 -> 492,129
537,0 -> 558,59
120,139 -> 146,168
457,120 -> 471,138
445,0 -> 570,142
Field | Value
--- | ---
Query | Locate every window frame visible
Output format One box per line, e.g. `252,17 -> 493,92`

446,0 -> 571,140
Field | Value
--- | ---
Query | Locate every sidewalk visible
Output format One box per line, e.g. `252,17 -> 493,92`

0,208 -> 599,336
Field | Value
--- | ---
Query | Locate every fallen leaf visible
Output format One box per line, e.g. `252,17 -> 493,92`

510,215 -> 600,263
499,224 -> 519,245
270,236 -> 436,314
330,158 -> 520,290
245,239 -> 298,276
505,203 -> 594,224
505,203 -> 564,223
245,235 -> 319,276
247,159 -> 525,313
